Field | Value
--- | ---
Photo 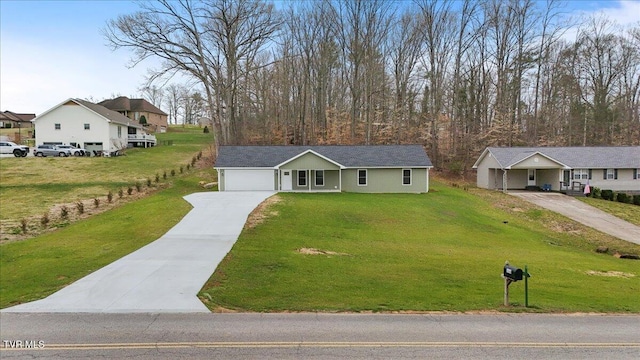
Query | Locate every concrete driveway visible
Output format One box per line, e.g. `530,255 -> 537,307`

510,192 -> 640,245
3,191 -> 275,313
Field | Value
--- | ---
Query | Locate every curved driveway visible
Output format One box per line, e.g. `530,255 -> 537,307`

3,191 -> 275,313
510,192 -> 640,245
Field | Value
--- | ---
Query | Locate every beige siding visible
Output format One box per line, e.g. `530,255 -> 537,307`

342,168 -> 427,193
476,153 -> 502,189
292,170 -> 340,191
587,169 -> 640,192
537,169 -> 562,190
511,155 -> 563,169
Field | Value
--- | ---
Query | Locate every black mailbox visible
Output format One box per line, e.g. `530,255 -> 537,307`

503,265 -> 523,281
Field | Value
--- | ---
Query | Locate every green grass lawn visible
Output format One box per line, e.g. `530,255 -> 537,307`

0,126 -> 213,231
201,184 -> 640,313
0,172 -> 213,309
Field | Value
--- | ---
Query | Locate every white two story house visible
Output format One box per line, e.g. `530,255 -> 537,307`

32,98 -> 156,155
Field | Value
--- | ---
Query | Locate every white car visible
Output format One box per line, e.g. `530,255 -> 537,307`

0,141 -> 29,157
56,145 -> 87,156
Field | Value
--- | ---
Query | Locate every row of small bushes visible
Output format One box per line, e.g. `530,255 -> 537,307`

20,150 -> 205,235
587,187 -> 640,206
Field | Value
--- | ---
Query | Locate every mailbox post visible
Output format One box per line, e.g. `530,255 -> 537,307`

502,261 -> 523,306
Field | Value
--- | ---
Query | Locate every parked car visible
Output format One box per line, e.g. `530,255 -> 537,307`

0,141 -> 29,157
56,145 -> 86,156
33,144 -> 71,157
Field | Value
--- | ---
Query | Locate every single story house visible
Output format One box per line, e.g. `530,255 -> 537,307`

32,98 -> 156,155
99,96 -> 168,133
214,145 -> 433,193
473,146 -> 640,193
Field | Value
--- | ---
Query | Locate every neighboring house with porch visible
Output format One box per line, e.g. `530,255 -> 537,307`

214,145 -> 433,193
99,96 -> 168,133
473,147 -> 640,194
32,98 -> 156,155
0,111 -> 35,129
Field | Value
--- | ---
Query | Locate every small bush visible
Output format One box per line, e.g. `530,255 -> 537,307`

155,173 -> 160,183
94,198 -> 100,208
591,187 -> 601,199
147,178 -> 152,187
203,125 -> 209,133
616,193 -> 631,204
191,156 -> 197,166
60,206 -> 69,220
180,166 -> 184,174
197,151 -> 202,160
107,191 -> 113,203
118,188 -> 124,198
76,201 -> 85,214
186,163 -> 191,170
127,187 -> 133,195
601,190 -> 614,201
633,195 -> 640,206
20,218 -> 28,234
135,182 -> 142,192
40,212 -> 50,227
171,169 -> 176,177
163,171 -> 167,180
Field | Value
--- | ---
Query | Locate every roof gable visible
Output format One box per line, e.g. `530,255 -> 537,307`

276,149 -> 345,169
215,145 -> 433,168
32,98 -> 142,129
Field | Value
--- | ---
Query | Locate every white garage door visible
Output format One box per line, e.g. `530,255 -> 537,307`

225,169 -> 274,191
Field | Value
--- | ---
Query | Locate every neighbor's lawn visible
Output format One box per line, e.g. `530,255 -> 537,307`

579,197 -> 640,227
201,183 -> 640,313
0,127 -> 213,224
0,171 -> 214,309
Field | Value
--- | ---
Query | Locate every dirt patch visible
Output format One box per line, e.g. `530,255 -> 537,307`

244,195 -> 282,229
298,248 -> 349,256
586,270 -> 636,278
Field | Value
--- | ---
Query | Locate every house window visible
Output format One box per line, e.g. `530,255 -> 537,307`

298,170 -> 307,186
358,169 -> 367,186
84,123 -> 90,130
118,126 -> 122,138
635,169 -> 639,180
315,170 -> 324,186
402,169 -> 412,185
606,169 -> 614,180
573,169 -> 589,180
54,123 -> 61,130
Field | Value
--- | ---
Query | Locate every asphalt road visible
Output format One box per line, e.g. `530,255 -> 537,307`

1,313 -> 638,359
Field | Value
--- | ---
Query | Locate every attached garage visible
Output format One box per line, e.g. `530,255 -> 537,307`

223,169 -> 275,191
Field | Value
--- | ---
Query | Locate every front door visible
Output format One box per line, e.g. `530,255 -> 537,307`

563,170 -> 571,190
282,170 -> 292,191
528,169 -> 536,187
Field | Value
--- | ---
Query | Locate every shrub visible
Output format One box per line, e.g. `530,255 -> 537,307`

163,171 -> 167,180
20,218 -> 28,234
147,178 -> 152,187
155,173 -> 160,183
616,193 -> 631,204
180,166 -> 184,174
127,187 -> 133,195
76,201 -> 85,214
170,169 -> 176,177
203,126 -> 209,133
60,206 -> 69,220
135,182 -> 142,192
118,188 -> 124,198
591,187 -> 601,199
191,156 -> 197,166
94,198 -> 100,208
40,212 -> 50,227
633,195 -> 640,206
601,190 -> 614,201
107,191 -> 113,203
186,163 -> 191,170
197,151 -> 202,160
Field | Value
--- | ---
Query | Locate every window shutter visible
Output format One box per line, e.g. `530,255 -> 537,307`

588,169 -> 592,180
614,169 -> 618,180
634,169 -> 638,180
603,170 -> 607,180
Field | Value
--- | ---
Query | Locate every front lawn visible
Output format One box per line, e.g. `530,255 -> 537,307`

579,197 -> 640,226
201,184 -> 640,313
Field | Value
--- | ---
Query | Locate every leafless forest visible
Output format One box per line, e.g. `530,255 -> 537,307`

104,0 -> 640,171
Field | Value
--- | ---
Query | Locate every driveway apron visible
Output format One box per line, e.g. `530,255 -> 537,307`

510,192 -> 640,245
3,191 -> 275,313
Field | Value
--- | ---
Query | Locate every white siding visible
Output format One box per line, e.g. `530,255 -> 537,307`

34,103 -> 111,150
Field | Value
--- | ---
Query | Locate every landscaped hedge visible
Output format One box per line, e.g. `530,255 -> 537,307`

601,189 -> 614,201
634,195 -> 640,206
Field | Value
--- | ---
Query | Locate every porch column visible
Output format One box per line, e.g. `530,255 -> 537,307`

339,169 -> 342,192
308,170 -> 311,191
502,170 -> 508,193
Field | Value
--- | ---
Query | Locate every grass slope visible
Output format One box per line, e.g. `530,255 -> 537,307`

579,197 -> 640,227
201,184 -> 640,313
0,174 -> 209,309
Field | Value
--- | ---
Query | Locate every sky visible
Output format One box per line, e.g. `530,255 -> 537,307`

1,0 -> 639,115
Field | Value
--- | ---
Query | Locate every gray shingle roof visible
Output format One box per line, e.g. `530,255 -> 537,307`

485,147 -> 640,169
215,145 -> 433,168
